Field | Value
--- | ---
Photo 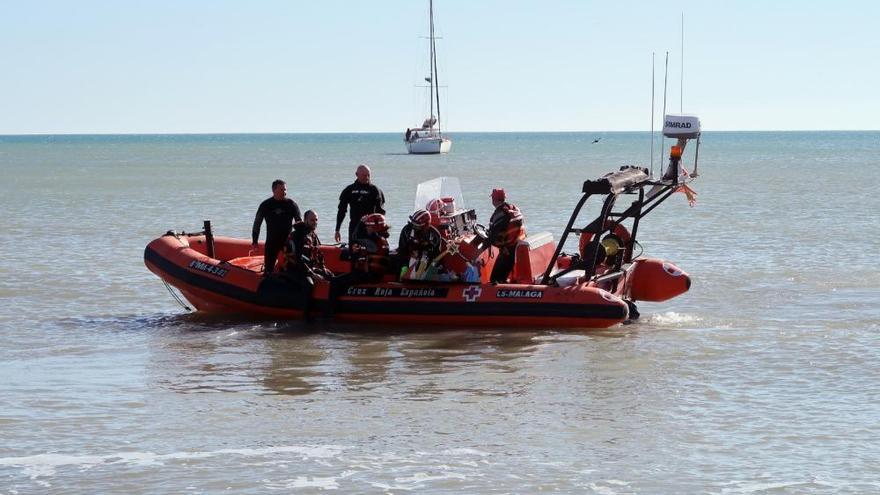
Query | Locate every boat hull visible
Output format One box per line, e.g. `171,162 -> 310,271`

406,137 -> 452,154
144,234 -> 629,328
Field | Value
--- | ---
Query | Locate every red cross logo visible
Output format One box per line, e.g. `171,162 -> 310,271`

462,285 -> 482,302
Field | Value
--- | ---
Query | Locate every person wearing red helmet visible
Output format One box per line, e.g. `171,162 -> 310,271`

349,213 -> 391,278
326,213 -> 391,315
484,188 -> 526,283
425,198 -> 445,216
396,209 -> 442,277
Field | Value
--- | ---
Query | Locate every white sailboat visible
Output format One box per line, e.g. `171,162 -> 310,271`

404,0 -> 452,154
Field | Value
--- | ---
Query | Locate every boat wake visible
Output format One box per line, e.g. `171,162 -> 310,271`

643,311 -> 702,326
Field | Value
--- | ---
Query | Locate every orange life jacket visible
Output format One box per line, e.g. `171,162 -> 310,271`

282,227 -> 326,273
301,232 -> 325,267
490,203 -> 526,247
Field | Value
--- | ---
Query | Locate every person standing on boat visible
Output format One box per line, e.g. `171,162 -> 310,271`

252,179 -> 302,275
484,188 -> 526,284
334,164 -> 386,243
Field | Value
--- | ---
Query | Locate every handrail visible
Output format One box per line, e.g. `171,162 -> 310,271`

539,167 -> 679,287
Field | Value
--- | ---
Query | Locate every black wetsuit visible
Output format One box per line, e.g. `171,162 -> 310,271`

396,223 -> 442,268
280,222 -> 328,320
335,181 -> 385,242
285,222 -> 330,280
252,197 -> 301,274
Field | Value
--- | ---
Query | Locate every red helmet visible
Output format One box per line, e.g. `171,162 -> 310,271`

426,198 -> 444,215
440,197 -> 456,214
362,213 -> 388,231
409,209 -> 431,227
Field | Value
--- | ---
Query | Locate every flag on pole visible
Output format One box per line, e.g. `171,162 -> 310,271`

676,165 -> 698,207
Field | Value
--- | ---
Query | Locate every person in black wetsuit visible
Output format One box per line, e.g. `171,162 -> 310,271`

334,164 -> 386,244
252,179 -> 302,275
281,210 -> 332,281
279,210 -> 330,321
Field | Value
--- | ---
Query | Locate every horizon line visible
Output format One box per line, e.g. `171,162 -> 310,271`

2,129 -> 878,138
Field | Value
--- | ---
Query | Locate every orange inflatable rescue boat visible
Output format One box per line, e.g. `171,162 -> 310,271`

145,115 -> 702,328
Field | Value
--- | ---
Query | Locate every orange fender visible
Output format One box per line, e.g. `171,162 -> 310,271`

628,258 -> 690,302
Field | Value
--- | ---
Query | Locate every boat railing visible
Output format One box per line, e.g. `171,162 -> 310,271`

539,166 -> 683,286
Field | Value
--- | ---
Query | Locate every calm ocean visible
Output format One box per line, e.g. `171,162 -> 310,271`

1,131 -> 878,493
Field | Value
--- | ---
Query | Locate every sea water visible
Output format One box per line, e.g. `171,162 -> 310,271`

1,131 -> 878,493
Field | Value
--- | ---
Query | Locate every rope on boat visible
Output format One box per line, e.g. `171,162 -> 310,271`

630,240 -> 645,261
163,281 -> 192,312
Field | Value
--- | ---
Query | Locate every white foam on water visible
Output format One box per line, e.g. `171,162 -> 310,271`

371,475 -> 470,493
646,311 -> 701,326
264,475 -> 344,490
0,453 -> 107,482
719,479 -> 836,494
439,447 -> 488,457
0,445 -> 347,480
604,479 -> 629,486
395,471 -> 468,484
585,482 -> 622,495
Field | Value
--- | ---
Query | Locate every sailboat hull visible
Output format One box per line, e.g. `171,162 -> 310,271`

407,137 -> 452,154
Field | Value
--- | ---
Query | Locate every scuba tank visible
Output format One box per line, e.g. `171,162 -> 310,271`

402,256 -> 419,280
413,255 -> 429,280
423,262 -> 439,281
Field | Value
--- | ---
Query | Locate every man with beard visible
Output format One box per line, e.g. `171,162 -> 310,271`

282,210 -> 332,282
252,179 -> 302,275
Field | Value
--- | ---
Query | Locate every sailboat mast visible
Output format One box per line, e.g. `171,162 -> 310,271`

427,0 -> 434,122
430,0 -> 442,136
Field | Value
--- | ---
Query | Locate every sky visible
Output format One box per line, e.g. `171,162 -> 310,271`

1,1 -> 878,134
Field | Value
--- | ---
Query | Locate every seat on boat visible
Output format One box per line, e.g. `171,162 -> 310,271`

227,256 -> 264,272
509,232 -> 556,284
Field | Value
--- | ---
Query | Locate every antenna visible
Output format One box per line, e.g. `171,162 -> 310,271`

680,13 -> 684,112
650,52 -> 656,176
658,51 -> 669,174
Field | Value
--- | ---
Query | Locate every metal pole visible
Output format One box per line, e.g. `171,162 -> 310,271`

659,52 -> 669,177
680,13 -> 684,113
203,220 -> 215,259
650,52 -> 655,176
